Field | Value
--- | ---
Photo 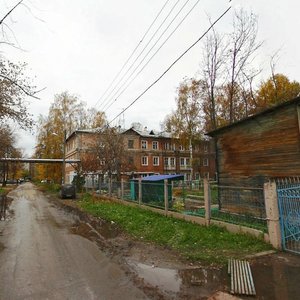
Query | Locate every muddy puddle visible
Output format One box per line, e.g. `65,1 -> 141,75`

127,259 -> 228,299
65,205 -> 300,299
70,220 -> 121,240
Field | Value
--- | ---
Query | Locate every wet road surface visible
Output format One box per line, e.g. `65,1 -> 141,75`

0,183 -> 148,300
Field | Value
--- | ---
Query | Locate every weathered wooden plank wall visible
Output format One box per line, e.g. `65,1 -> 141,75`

214,103 -> 300,187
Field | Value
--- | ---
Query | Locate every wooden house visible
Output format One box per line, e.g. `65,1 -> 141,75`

207,96 -> 300,187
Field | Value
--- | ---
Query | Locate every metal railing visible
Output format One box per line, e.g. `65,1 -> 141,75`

90,179 -> 267,232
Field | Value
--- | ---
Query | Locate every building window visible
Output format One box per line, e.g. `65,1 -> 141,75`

179,145 -> 184,151
128,139 -> 134,149
128,156 -> 134,165
203,158 -> 209,166
180,157 -> 185,166
153,156 -> 159,166
164,157 -> 169,166
204,144 -> 208,153
141,156 -> 148,166
170,157 -> 175,166
152,141 -> 158,150
186,158 -> 190,167
141,140 -> 147,149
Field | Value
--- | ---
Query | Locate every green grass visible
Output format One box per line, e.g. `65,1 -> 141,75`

37,182 -> 61,193
185,208 -> 268,232
79,195 -> 272,265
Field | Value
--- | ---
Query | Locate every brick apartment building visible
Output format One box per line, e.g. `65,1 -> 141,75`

64,125 -> 216,184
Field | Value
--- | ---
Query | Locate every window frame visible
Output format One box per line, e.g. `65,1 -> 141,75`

128,139 -> 134,149
152,141 -> 158,150
153,156 -> 159,166
141,140 -> 148,149
141,156 -> 148,166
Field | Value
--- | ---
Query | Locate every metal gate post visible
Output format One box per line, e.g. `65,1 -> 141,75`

264,181 -> 282,249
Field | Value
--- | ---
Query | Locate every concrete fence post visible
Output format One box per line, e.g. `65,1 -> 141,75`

264,181 -> 282,250
138,178 -> 142,205
204,178 -> 211,226
164,179 -> 168,216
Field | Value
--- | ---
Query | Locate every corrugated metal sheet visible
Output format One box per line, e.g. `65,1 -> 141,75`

141,174 -> 184,181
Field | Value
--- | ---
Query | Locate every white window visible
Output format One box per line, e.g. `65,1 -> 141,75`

153,156 -> 159,166
204,144 -> 208,153
141,140 -> 148,149
203,158 -> 209,166
180,158 -> 185,166
179,145 -> 184,151
164,157 -> 169,166
170,157 -> 175,166
152,141 -> 158,150
180,157 -> 190,168
141,156 -> 148,166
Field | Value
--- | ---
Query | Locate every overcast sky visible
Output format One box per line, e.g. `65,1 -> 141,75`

1,0 -> 300,156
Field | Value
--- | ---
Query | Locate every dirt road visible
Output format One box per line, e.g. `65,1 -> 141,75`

2,183 -> 299,300
0,183 -> 148,299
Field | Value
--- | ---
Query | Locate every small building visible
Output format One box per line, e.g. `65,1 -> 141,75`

131,174 -> 184,204
207,96 -> 300,187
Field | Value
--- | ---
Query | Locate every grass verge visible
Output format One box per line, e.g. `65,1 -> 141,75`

79,194 -> 272,265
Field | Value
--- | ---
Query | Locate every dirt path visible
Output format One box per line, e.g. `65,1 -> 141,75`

2,183 -> 299,299
0,183 -> 149,299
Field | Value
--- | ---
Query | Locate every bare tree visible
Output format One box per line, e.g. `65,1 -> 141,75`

201,28 -> 226,131
225,9 -> 262,123
0,0 -> 41,129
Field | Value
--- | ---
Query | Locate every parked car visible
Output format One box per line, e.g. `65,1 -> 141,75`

60,184 -> 76,199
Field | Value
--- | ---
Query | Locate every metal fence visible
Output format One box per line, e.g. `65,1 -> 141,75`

277,181 -> 300,254
91,179 -> 267,232
213,185 -> 267,230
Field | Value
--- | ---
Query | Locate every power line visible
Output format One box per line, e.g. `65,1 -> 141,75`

99,0 -> 183,109
103,0 -> 201,113
108,6 -> 232,126
94,0 -> 171,109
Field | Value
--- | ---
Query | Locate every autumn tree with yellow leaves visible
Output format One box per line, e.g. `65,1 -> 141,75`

34,91 -> 106,183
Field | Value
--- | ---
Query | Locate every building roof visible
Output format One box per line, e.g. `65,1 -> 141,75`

207,96 -> 300,137
141,174 -> 184,181
123,127 -> 173,138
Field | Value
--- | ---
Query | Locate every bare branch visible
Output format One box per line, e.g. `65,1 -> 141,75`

0,0 -> 24,25
0,74 -> 39,99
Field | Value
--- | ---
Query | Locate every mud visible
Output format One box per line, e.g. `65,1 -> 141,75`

61,198 -> 300,300
250,253 -> 300,300
4,184 -> 300,299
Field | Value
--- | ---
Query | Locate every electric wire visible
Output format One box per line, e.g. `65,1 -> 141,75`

103,0 -> 201,113
94,0 -> 171,109
98,0 -> 182,112
107,5 -> 232,126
